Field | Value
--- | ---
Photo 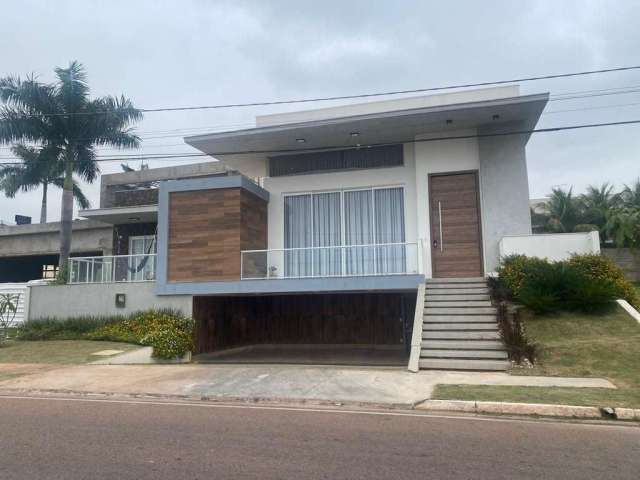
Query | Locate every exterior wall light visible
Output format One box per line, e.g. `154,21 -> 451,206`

296,138 -> 306,143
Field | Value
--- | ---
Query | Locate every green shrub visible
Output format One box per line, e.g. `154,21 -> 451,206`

21,309 -> 194,359
498,255 -> 549,298
18,315 -> 121,340
565,278 -> 618,314
87,309 -> 193,359
568,254 -> 639,308
486,276 -> 511,303
497,254 -> 623,314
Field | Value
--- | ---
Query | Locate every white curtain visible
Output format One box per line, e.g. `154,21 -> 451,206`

284,194 -> 312,277
284,187 -> 406,277
344,190 -> 374,275
374,187 -> 406,273
313,192 -> 342,276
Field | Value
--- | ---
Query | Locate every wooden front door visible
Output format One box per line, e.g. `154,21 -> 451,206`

429,172 -> 483,278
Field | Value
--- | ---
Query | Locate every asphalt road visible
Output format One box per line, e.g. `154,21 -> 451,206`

1,396 -> 638,480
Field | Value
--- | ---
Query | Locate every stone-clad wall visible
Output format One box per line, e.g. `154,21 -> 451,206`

167,187 -> 268,282
602,248 -> 640,282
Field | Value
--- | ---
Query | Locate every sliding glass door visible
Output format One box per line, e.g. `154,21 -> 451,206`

284,186 -> 406,278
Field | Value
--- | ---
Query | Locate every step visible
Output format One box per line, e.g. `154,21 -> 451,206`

427,277 -> 486,284
426,287 -> 490,295
424,301 -> 493,308
423,314 -> 497,323
420,349 -> 508,360
419,358 -> 510,371
425,294 -> 490,301
421,340 -> 505,350
423,330 -> 501,340
425,283 -> 488,290
424,307 -> 497,315
423,323 -> 498,331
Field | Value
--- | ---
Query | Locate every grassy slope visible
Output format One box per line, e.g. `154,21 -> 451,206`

434,306 -> 640,408
0,340 -> 139,364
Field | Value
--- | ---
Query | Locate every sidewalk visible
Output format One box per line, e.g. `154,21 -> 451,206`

0,363 -> 615,407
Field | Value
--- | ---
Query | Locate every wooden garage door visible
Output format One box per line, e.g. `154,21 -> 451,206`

429,172 -> 483,278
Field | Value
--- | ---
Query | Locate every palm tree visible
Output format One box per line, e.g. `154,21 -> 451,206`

621,178 -> 640,208
579,183 -> 621,231
0,61 -> 142,270
543,187 -> 581,233
0,144 -> 92,223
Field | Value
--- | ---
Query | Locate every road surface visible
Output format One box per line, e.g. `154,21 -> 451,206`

0,396 -> 638,479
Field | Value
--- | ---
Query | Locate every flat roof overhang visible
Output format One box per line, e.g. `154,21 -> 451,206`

80,205 -> 158,225
184,93 -> 549,158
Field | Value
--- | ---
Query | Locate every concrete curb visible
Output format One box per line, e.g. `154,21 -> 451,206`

0,388 -> 418,411
617,299 -> 640,324
416,399 -> 640,420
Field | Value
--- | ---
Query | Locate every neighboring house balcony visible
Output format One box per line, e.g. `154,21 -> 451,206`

68,253 -> 157,284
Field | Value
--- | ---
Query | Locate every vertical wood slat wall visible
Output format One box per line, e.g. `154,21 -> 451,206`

167,187 -> 268,282
192,293 -> 416,354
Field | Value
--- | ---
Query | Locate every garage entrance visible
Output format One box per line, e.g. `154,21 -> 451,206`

192,292 -> 416,367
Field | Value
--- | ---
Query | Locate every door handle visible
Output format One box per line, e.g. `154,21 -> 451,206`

438,201 -> 443,252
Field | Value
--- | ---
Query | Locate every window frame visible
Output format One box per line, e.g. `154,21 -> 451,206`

282,185 -> 406,249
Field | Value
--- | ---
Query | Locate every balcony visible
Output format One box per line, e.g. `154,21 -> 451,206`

68,254 -> 157,284
241,243 -> 419,280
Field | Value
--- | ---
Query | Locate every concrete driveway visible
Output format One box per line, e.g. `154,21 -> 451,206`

0,363 -> 615,407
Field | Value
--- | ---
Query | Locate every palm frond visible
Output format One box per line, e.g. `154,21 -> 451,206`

50,176 -> 90,209
54,61 -> 89,112
73,144 -> 100,183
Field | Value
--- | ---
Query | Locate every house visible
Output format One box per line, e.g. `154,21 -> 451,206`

17,85 -> 564,370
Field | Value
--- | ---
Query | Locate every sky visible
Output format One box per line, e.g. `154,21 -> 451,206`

1,0 -> 640,223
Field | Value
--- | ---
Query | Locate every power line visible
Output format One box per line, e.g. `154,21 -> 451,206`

6,65 -> 640,118
1,118 -> 640,166
3,83 -> 640,151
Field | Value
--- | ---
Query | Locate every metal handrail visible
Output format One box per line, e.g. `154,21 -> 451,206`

241,242 -> 419,280
68,253 -> 157,284
241,242 -> 413,253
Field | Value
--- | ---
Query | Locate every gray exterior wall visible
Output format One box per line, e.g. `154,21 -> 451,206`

0,220 -> 113,257
27,282 -> 192,320
478,123 -> 533,272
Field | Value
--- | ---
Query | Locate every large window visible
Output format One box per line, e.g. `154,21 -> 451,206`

284,186 -> 406,277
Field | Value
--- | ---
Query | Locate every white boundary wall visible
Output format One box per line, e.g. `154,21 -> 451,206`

0,283 -> 28,325
27,282 -> 192,320
499,232 -> 600,263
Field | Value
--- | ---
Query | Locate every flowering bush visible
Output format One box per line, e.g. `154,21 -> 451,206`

88,309 -> 193,359
567,254 -> 639,309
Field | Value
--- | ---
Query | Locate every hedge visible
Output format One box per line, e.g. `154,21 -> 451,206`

18,309 -> 194,359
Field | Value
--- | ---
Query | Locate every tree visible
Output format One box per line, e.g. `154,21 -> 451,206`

542,187 -> 581,233
579,183 -> 620,231
604,207 -> 640,248
0,144 -> 92,223
621,178 -> 640,208
0,61 -> 142,269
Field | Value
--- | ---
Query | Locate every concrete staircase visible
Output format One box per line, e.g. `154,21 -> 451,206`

419,277 -> 509,371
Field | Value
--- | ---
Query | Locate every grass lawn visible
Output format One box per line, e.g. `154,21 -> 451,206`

0,340 -> 140,364
433,306 -> 640,408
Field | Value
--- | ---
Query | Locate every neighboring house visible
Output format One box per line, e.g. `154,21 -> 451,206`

0,220 -> 112,282
16,85 -> 594,370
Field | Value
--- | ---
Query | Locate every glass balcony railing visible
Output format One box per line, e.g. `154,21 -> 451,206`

241,243 -> 419,280
68,254 -> 157,284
